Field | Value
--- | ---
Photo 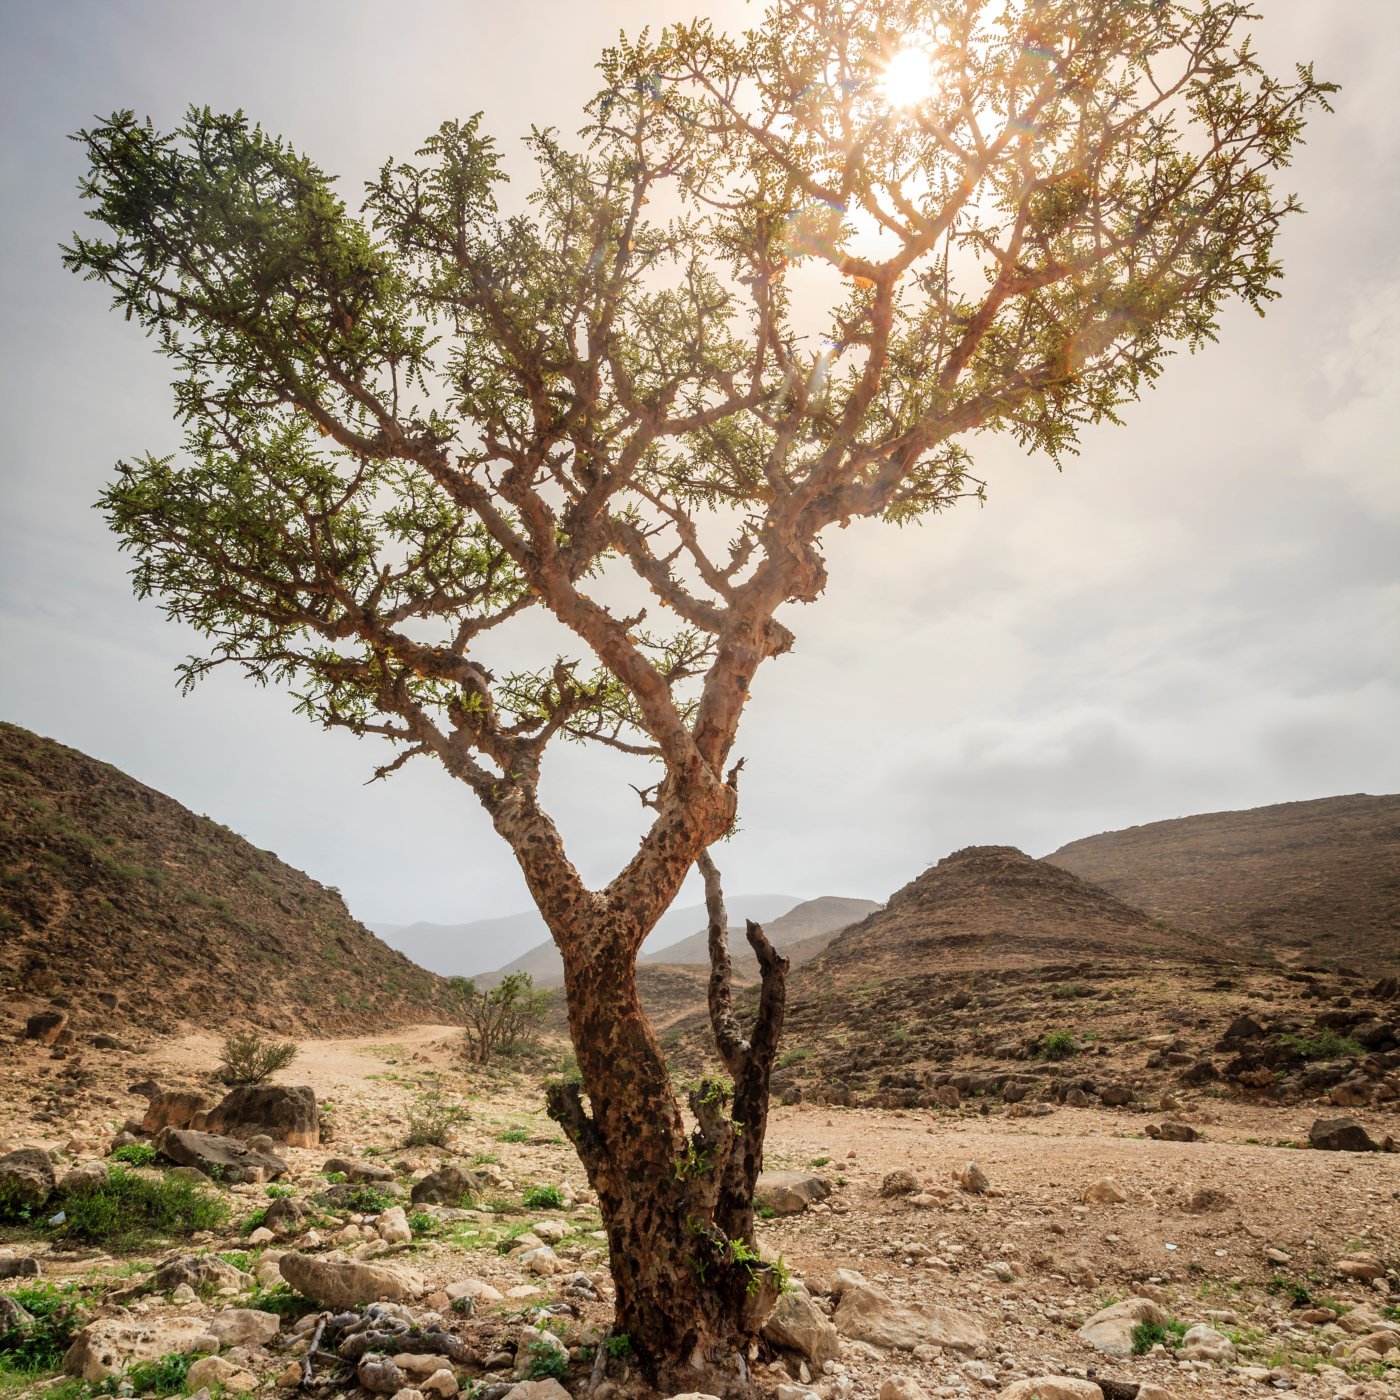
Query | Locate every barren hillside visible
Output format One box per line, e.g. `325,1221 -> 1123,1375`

1046,794 -> 1400,971
0,721 -> 462,1036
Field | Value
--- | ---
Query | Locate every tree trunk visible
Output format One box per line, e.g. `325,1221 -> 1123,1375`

544,908 -> 787,1397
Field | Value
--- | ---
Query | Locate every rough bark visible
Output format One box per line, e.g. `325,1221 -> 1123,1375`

544,876 -> 786,1396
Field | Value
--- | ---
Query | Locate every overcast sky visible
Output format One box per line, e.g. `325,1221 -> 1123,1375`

2,2 -> 1396,941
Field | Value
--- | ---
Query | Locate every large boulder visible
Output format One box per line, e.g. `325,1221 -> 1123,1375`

141,1088 -> 211,1134
0,1148 -> 56,1210
24,1011 -> 68,1044
833,1282 -> 986,1353
157,1127 -> 289,1183
755,1171 -> 831,1217
324,1156 -> 395,1184
1309,1117 -> 1379,1152
109,1253 -> 253,1303
279,1252 -> 413,1309
411,1164 -> 482,1207
207,1308 -> 282,1348
200,1085 -> 319,1149
762,1285 -> 842,1365
65,1316 -> 221,1382
1076,1298 -> 1169,1357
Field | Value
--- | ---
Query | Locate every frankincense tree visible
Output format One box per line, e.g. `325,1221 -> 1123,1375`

66,0 -> 1329,1388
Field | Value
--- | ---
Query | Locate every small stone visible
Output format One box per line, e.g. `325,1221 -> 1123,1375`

957,1162 -> 989,1194
1082,1177 -> 1127,1205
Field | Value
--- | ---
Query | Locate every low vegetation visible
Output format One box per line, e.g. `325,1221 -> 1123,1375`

404,1093 -> 470,1148
451,973 -> 550,1064
217,1031 -> 299,1084
53,1167 -> 230,1248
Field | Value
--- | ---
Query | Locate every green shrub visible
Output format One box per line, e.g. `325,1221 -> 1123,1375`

1280,1030 -> 1364,1061
240,1207 -> 269,1236
0,1283 -> 88,1372
524,1340 -> 569,1381
777,1047 -> 810,1068
334,1184 -> 396,1214
1039,1030 -> 1078,1060
51,1167 -> 229,1248
496,1127 -> 529,1144
1268,1276 -> 1313,1307
406,1210 -> 441,1236
244,1283 -> 316,1320
404,1095 -> 470,1148
522,1185 -> 565,1211
266,1183 -> 296,1199
603,1333 -> 632,1359
217,1031 -> 298,1084
1131,1318 -> 1187,1354
109,1143 -> 157,1168
103,1350 -> 201,1396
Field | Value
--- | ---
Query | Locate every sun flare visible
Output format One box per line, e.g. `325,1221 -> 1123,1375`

878,46 -> 937,108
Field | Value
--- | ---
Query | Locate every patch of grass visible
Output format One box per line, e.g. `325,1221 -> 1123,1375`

98,1350 -> 200,1396
109,1143 -> 157,1168
266,1183 -> 296,1199
0,1283 -> 88,1373
757,1204 -> 777,1221
244,1283 -> 316,1321
777,1047 -> 810,1069
522,1185 -> 565,1211
1268,1276 -> 1313,1307
1280,1029 -> 1365,1061
1038,1029 -> 1078,1060
1051,982 -> 1093,1000
603,1333 -> 632,1359
49,1167 -> 229,1248
470,1152 -> 500,1166
331,1184 -> 396,1215
321,1170 -> 348,1184
808,1156 -> 830,1168
406,1210 -> 441,1236
1131,1318 -> 1187,1355
496,1127 -> 529,1144
240,1208 -> 268,1236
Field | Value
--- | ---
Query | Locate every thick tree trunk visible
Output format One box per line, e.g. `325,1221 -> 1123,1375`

544,905 -> 786,1396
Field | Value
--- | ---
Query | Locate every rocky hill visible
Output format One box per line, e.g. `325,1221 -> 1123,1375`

1045,794 -> 1400,972
0,721 -> 463,1036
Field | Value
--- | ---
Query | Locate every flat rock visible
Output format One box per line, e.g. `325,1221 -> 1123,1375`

141,1089 -> 210,1134
280,1251 -> 413,1309
502,1383 -> 571,1400
207,1308 -> 281,1347
0,1148 -> 55,1209
834,1282 -> 986,1352
755,1170 -> 831,1216
998,1380 -> 1103,1400
411,1164 -> 482,1207
65,1317 -> 221,1382
157,1127 -> 289,1183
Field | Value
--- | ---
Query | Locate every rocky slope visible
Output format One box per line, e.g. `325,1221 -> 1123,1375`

0,721 -> 462,1036
1046,794 -> 1400,972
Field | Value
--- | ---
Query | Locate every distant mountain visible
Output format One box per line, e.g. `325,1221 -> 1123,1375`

375,893 -> 803,986
0,722 -> 462,1036
639,894 -> 880,971
1046,794 -> 1400,971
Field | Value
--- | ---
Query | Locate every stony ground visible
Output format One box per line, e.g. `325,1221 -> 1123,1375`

1,1022 -> 1396,1400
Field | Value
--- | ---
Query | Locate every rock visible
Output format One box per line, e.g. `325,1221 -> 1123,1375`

932,1085 -> 962,1108
762,1284 -> 842,1365
58,1160 -> 109,1195
1179,1059 -> 1220,1085
264,1195 -> 314,1235
0,1254 -> 41,1279
187,1356 -> 258,1393
880,1169 -> 920,1197
1076,1298 -> 1169,1357
411,1164 -> 481,1207
324,1156 -> 395,1183
422,1369 -> 459,1397
1156,1121 -> 1200,1143
202,1085 -> 319,1148
1082,1176 -> 1127,1204
1309,1117 -> 1379,1152
532,1220 -> 568,1243
833,1281 -> 986,1352
1335,1254 -> 1385,1280
377,1206 -> 412,1244
141,1089 -> 211,1134
879,1379 -> 930,1400
447,1278 -> 503,1303
998,1381 -> 1103,1400
248,1226 -> 275,1245
360,1355 -> 408,1393
142,1254 -> 253,1297
65,1317 -> 222,1382
208,1308 -> 281,1347
501,1383 -> 572,1400
157,1127 -> 289,1183
1098,1085 -> 1134,1107
1178,1323 -> 1236,1363
1223,1014 -> 1266,1041
25,1011 -> 69,1044
957,1162 -> 989,1194
279,1252 -> 413,1309
755,1170 -> 831,1216
0,1147 -> 56,1209
1186,1187 -> 1230,1213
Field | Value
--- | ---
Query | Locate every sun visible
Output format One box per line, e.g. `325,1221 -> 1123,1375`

878,46 -> 937,108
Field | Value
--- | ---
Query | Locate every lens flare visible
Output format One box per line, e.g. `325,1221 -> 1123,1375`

878,47 -> 936,108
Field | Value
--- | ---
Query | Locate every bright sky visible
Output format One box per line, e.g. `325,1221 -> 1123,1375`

2,2 -> 1397,937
